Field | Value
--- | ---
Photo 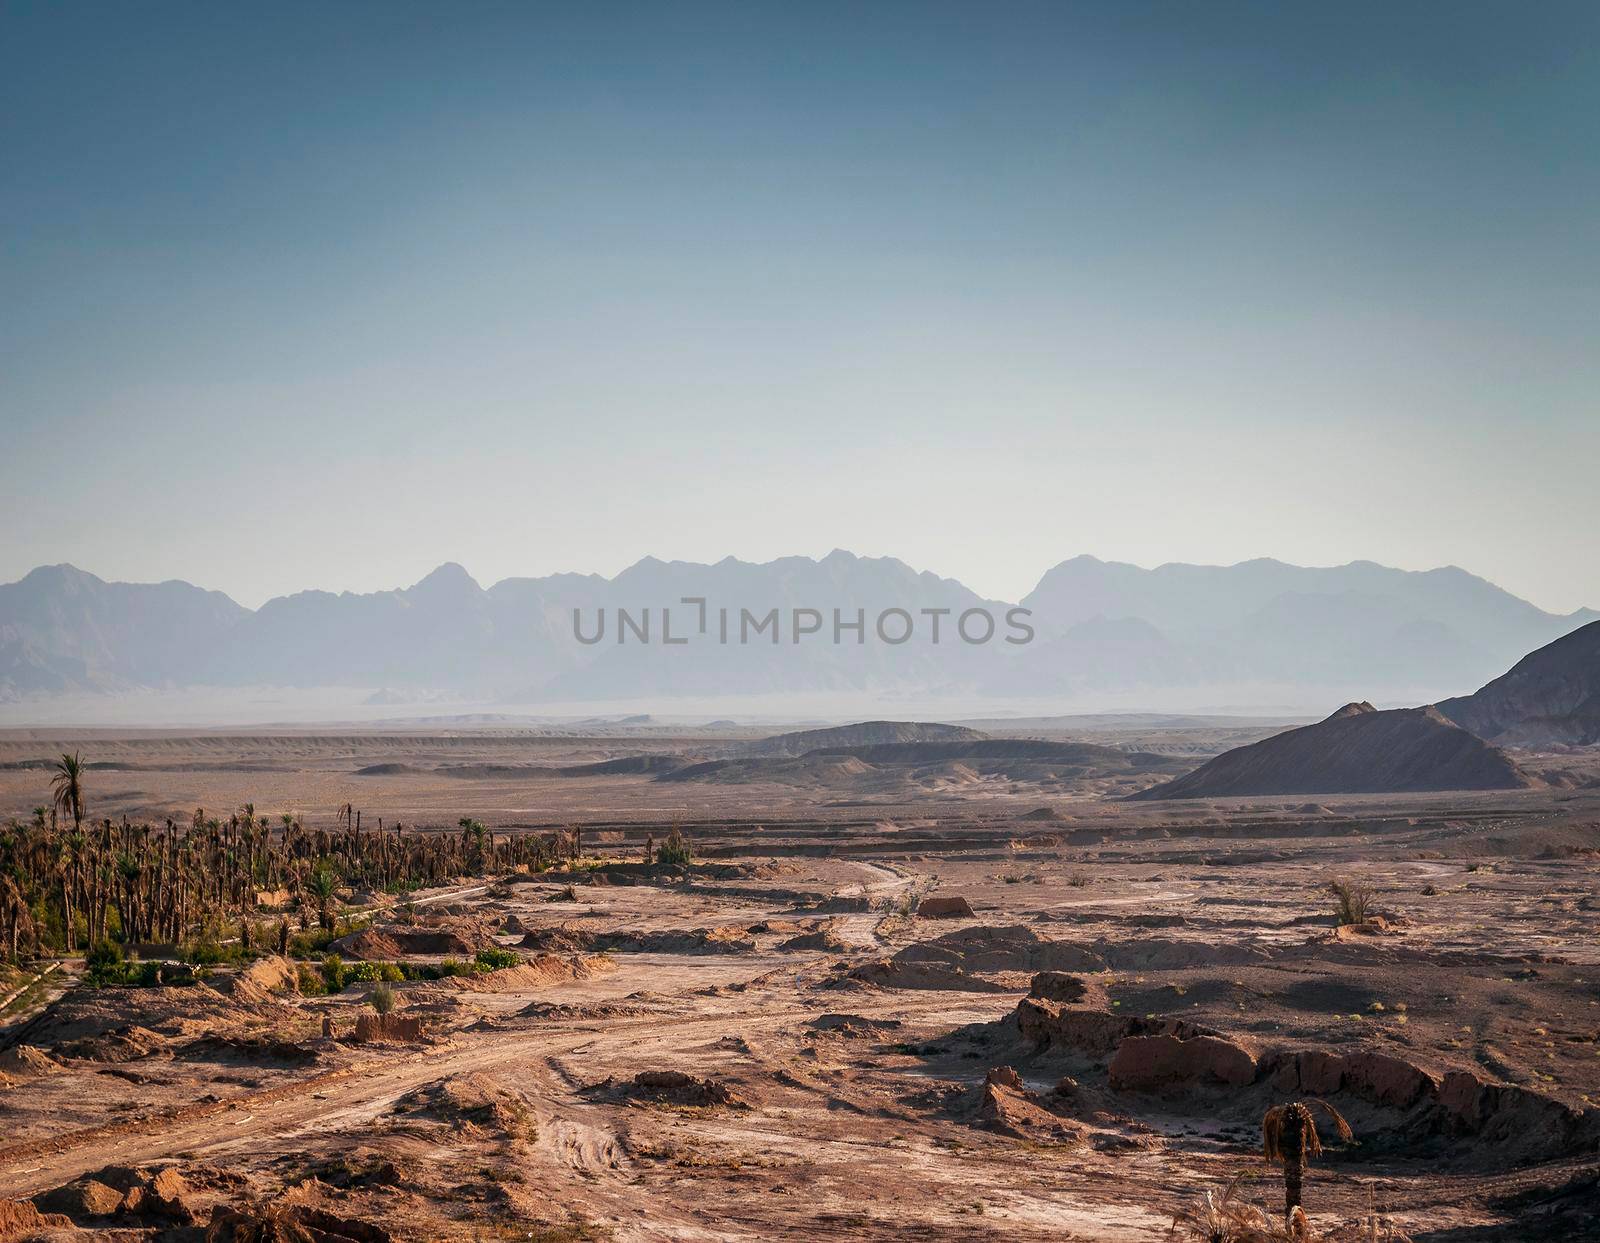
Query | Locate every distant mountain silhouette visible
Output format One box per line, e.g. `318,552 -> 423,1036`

1019,555 -> 1594,695
1437,620 -> 1600,747
1131,702 -> 1535,799
1,553 -> 1593,708
0,564 -> 246,697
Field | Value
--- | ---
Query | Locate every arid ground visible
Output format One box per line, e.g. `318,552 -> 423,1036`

1,725 -> 1598,1240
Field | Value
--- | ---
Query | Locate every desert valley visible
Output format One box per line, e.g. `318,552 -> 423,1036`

6,5 -> 1599,1238
0,618 -> 1596,1241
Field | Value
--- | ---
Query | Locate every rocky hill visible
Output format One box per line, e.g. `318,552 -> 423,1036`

1130,702 -> 1535,799
739,720 -> 988,758
1437,620 -> 1600,747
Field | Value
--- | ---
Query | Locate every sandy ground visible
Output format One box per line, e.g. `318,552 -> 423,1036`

1,731 -> 1598,1240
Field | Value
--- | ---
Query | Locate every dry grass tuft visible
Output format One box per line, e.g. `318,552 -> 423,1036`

1168,1176 -> 1413,1242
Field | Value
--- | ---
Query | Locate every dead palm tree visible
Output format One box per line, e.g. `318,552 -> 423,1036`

50,752 -> 85,832
1262,1099 -> 1352,1227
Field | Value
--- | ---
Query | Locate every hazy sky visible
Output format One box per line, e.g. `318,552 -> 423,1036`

4,2 -> 1597,612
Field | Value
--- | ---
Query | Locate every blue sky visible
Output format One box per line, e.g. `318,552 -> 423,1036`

3,2 -> 1596,611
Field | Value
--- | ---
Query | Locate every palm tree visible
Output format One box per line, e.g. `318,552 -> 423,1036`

1262,1099 -> 1352,1225
459,818 -> 488,873
54,840 -> 77,952
116,851 -> 143,944
0,876 -> 33,961
50,753 -> 85,832
306,864 -> 339,933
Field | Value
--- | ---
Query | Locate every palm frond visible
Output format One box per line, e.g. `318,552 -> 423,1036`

1306,1099 -> 1354,1144
1262,1107 -> 1286,1162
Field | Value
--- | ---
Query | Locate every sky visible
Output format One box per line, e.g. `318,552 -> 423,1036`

3,2 -> 1597,613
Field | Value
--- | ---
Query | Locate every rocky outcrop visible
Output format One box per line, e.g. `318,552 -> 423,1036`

622,1070 -> 748,1109
33,1166 -> 195,1227
845,958 -> 1013,992
892,924 -> 1265,975
350,1013 -> 425,1043
983,990 -> 1597,1164
1016,996 -> 1135,1053
0,1045 -> 59,1077
0,1197 -> 72,1239
1132,702 -> 1535,799
1435,1069 -> 1587,1146
916,895 -> 976,919
1028,972 -> 1090,1004
331,918 -> 494,959
778,927 -> 852,952
1109,1033 -> 1259,1091
206,1201 -> 393,1242
892,925 -> 1102,974
976,1066 -> 1084,1142
1269,1048 -> 1435,1108
35,1178 -> 123,1219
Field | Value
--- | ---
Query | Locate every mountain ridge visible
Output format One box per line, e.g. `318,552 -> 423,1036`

1437,620 -> 1600,747
2,554 -> 1593,706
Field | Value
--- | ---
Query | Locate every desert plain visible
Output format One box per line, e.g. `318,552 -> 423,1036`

0,719 -> 1597,1241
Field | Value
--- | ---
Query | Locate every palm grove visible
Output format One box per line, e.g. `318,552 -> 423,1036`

0,753 -> 583,964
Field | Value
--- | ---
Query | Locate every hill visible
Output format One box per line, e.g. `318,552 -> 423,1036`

1130,702 -> 1535,800
740,720 -> 988,758
1437,620 -> 1600,747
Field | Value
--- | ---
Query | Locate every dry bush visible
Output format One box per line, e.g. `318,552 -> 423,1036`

1168,1176 -> 1307,1242
1327,878 -> 1374,926
1168,1176 -> 1413,1242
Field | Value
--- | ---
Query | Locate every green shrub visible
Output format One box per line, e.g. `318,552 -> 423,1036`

655,823 -> 692,867
129,961 -> 165,987
182,940 -> 232,965
370,982 -> 396,1016
346,960 -> 404,982
475,946 -> 520,972
287,922 -> 355,960
85,940 -> 124,970
295,964 -> 327,996
84,941 -> 127,987
321,953 -> 347,992
431,956 -> 491,978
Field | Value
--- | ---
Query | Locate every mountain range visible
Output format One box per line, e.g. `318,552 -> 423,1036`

1,553 -> 1594,710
